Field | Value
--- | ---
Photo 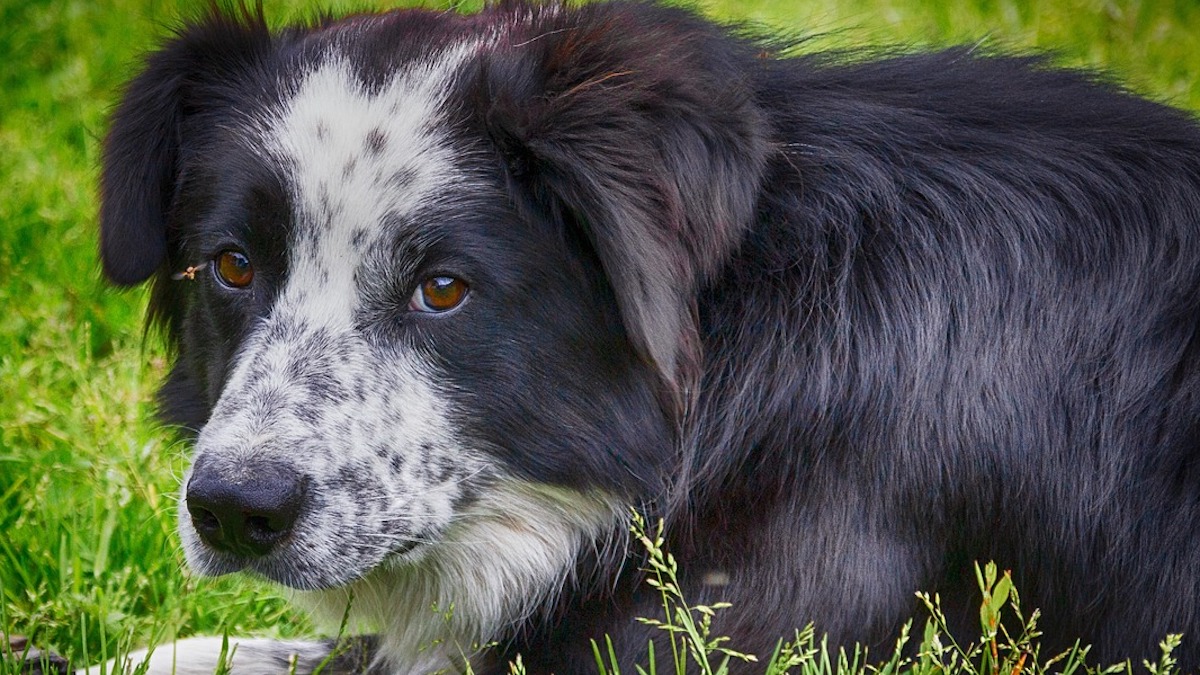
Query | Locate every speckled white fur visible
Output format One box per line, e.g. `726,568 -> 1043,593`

297,482 -> 625,673
262,46 -> 473,329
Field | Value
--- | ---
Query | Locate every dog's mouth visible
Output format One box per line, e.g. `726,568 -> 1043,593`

177,450 -> 461,590
184,530 -> 429,590
179,486 -> 434,591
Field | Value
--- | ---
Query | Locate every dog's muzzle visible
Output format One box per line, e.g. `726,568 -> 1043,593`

185,458 -> 308,558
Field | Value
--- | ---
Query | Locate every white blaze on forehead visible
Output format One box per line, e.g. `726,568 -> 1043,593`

266,44 -> 475,328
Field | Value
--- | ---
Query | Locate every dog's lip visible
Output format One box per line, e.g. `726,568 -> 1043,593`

236,538 -> 429,591
187,547 -> 250,578
383,538 -> 425,563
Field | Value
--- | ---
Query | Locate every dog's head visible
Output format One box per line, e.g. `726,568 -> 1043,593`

101,1 -> 767,602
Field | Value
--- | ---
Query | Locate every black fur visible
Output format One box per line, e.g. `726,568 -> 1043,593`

101,1 -> 1200,671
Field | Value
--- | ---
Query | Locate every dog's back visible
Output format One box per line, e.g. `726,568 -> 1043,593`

678,48 -> 1200,661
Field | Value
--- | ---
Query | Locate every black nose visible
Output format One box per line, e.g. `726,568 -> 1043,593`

186,460 -> 307,557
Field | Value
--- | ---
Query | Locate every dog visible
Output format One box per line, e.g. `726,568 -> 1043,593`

88,0 -> 1200,672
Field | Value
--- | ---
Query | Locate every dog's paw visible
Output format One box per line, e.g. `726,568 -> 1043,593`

4,635 -> 71,675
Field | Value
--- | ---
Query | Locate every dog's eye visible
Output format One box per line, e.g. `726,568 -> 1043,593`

410,276 -> 468,313
215,250 -> 254,288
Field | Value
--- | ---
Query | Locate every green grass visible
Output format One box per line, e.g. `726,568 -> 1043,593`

0,0 -> 1197,672
591,516 -> 1184,675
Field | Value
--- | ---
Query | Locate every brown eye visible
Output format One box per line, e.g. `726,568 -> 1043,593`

215,250 -> 254,288
410,276 -> 468,313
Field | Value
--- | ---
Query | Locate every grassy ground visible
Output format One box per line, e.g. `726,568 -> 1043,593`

1,0 -> 1197,672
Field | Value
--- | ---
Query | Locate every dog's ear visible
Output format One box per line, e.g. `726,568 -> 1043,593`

478,3 -> 770,389
100,8 -> 273,285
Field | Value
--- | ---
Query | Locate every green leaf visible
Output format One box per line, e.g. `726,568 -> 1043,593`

989,573 -> 1012,617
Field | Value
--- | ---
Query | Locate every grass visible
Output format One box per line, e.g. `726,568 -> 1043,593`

0,0 -> 1197,672
586,515 -> 1185,675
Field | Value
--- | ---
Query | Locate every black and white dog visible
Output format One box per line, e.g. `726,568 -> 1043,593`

94,0 -> 1200,672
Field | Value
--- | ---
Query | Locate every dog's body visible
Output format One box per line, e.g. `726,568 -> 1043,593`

93,1 -> 1200,672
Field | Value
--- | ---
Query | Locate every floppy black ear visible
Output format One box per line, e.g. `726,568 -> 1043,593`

479,2 -> 771,389
99,8 -> 274,285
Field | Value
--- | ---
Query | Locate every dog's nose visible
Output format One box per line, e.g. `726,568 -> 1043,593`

185,461 -> 307,557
